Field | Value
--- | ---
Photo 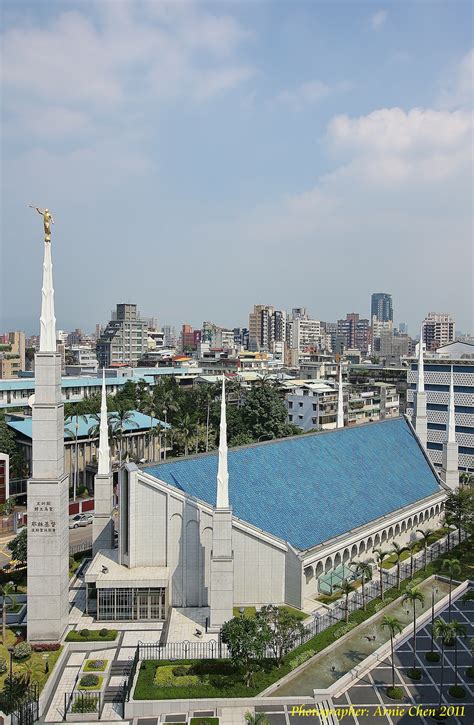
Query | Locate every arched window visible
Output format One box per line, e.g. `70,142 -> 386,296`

304,566 -> 314,584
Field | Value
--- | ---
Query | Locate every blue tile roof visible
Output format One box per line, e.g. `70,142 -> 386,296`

0,368 -> 201,392
145,418 -> 441,550
7,411 -> 170,440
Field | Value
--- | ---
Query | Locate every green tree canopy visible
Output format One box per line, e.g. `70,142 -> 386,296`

257,605 -> 305,663
220,615 -> 271,686
7,528 -> 27,563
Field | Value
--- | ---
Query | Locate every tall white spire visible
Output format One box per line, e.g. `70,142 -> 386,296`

447,366 -> 456,443
39,240 -> 56,352
98,369 -> 110,475
216,376 -> 229,508
417,325 -> 424,393
337,363 -> 344,429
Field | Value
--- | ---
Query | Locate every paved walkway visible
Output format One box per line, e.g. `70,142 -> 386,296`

167,607 -> 214,642
44,653 -> 85,722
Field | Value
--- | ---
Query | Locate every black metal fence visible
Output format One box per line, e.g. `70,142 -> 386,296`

69,540 -> 92,555
10,684 -> 39,725
64,690 -> 101,720
135,528 -> 467,663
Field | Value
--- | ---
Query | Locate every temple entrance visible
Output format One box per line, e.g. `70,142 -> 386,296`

96,587 -> 167,620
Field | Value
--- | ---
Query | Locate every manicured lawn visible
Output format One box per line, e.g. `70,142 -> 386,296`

0,630 -> 63,691
382,528 -> 451,569
134,537 -> 472,700
190,719 -> 219,724
66,629 -> 117,642
232,606 -> 256,618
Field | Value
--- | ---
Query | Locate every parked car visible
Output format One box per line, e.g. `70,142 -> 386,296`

69,513 -> 93,529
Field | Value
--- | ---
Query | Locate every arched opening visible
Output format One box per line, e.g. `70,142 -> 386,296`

388,526 -> 394,540
334,552 -> 342,567
367,536 -> 373,551
350,544 -> 358,562
358,540 -> 366,555
342,548 -> 350,564
374,533 -> 380,548
315,561 -> 324,577
424,510 -> 429,522
401,521 -> 406,534
395,524 -> 401,537
381,530 -> 387,543
304,566 -> 314,584
407,517 -> 412,530
324,557 -> 333,573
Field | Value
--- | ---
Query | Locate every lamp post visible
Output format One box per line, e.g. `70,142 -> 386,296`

163,409 -> 167,460
7,645 -> 14,711
430,585 -> 438,651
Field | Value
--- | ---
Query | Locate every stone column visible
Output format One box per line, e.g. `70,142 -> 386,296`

209,508 -> 234,631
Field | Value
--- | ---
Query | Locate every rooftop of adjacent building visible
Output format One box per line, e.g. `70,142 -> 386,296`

144,416 -> 441,551
7,410 -> 170,440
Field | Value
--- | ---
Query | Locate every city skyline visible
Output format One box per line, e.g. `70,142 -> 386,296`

1,1 -> 472,334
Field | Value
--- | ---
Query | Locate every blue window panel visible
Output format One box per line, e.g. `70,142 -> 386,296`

427,442 -> 443,450
427,404 -> 447,412
428,423 -> 446,431
459,447 -> 474,455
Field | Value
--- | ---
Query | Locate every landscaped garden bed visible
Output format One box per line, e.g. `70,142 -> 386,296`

78,673 -> 103,690
84,658 -> 108,672
133,538 -> 472,700
66,628 -> 117,642
232,605 -> 307,620
0,629 -> 62,692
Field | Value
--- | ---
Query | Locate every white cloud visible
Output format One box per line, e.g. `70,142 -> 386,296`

276,80 -> 351,110
371,10 -> 388,30
437,49 -> 474,109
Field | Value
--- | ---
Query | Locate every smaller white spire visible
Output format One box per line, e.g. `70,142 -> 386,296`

98,369 -> 110,475
39,240 -> 56,352
337,363 -> 344,429
216,376 -> 229,508
417,324 -> 425,393
447,365 -> 456,443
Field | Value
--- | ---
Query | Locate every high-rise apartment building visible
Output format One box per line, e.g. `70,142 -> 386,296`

248,304 -> 274,351
422,312 -> 455,352
96,304 -> 148,367
371,293 -> 393,323
337,314 -> 370,353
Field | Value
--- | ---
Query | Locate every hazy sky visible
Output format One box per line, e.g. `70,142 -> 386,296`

1,0 -> 473,336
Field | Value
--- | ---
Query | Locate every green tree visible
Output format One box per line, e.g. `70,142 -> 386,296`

7,528 -> 27,564
381,615 -> 403,694
444,487 -> 474,542
350,561 -> 372,611
416,528 -> 434,571
244,713 -> 269,725
445,619 -> 467,697
65,414 -> 89,499
0,417 -> 27,478
391,542 -> 408,590
433,618 -> 452,714
405,540 -> 418,580
338,579 -> 355,623
402,587 -> 425,678
372,548 -> 390,601
257,605 -> 305,664
1,580 -> 16,644
240,384 -> 295,441
443,512 -> 456,553
220,615 -> 271,687
442,558 -> 462,621
110,404 -> 139,467
174,412 -> 197,456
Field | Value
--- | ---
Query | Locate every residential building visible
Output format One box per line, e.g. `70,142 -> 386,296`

181,324 -> 201,352
284,380 -> 345,431
371,293 -> 393,323
0,331 -> 26,379
96,304 -> 148,367
0,453 -> 9,505
162,325 -> 177,348
422,312 -> 455,352
337,313 -> 371,353
65,346 -> 99,376
407,340 -> 474,473
347,383 -> 399,426
248,304 -> 274,351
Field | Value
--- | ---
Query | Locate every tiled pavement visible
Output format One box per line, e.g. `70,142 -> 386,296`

166,607 -> 215,643
44,653 -> 85,722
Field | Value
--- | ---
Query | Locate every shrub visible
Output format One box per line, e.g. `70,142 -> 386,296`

66,629 -> 117,642
172,665 -> 189,677
0,658 -> 6,675
86,659 -> 106,671
79,674 -> 99,688
466,665 -> 474,679
32,643 -> 60,652
71,695 -> 98,713
426,651 -> 440,662
289,649 -> 315,670
99,628 -> 108,637
80,629 -> 90,638
407,667 -> 422,680
333,622 -> 356,639
13,641 -> 32,660
386,686 -> 404,700
448,685 -> 466,699
374,602 -> 386,613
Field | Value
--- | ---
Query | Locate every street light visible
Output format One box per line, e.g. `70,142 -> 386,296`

431,585 -> 439,651
7,646 -> 14,710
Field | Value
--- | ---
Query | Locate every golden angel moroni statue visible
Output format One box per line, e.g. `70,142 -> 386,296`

30,205 -> 54,242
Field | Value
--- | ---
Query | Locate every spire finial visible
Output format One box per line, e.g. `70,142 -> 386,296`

216,376 -> 229,508
337,362 -> 344,429
39,240 -> 57,352
448,365 -> 456,443
417,324 -> 425,393
98,369 -> 110,474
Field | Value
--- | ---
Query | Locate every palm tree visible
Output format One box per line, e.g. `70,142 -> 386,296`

244,712 -> 269,725
405,540 -> 419,580
442,558 -> 462,621
1,581 -> 16,644
350,560 -> 372,611
402,587 -> 425,678
65,413 -> 88,499
416,528 -> 434,571
338,579 -> 355,623
445,620 -> 467,697
391,542 -> 408,590
175,412 -> 197,456
19,659 -> 44,685
443,513 -> 456,553
433,618 -> 452,714
110,405 -> 139,468
372,548 -> 390,601
381,615 -> 403,695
